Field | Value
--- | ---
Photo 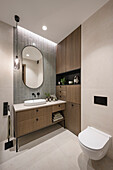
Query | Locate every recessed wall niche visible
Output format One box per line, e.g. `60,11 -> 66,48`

14,27 -> 56,104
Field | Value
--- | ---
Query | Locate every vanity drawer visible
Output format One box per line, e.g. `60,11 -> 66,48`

16,116 -> 44,137
57,90 -> 66,97
15,106 -> 52,137
56,93 -> 66,101
57,95 -> 66,101
56,85 -> 66,91
16,108 -> 43,122
52,104 -> 65,113
56,86 -> 67,101
16,109 -> 35,122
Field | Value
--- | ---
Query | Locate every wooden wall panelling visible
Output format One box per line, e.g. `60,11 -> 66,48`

56,39 -> 65,74
65,26 -> 81,72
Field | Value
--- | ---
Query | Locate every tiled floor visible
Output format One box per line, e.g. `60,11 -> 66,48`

0,124 -> 113,170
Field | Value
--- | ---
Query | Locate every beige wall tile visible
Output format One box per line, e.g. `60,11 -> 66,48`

81,0 -> 113,159
0,21 -> 13,142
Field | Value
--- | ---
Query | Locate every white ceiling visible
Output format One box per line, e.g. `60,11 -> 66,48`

0,0 -> 109,43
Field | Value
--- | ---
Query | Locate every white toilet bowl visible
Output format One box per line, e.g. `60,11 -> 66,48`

78,126 -> 111,160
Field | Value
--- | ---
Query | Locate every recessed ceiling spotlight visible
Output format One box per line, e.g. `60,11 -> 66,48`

42,25 -> 47,31
33,43 -> 36,46
26,54 -> 29,57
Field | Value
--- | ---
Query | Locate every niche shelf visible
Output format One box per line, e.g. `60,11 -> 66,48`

56,68 -> 81,86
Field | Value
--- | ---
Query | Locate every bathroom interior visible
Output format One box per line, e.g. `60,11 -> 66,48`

0,0 -> 113,169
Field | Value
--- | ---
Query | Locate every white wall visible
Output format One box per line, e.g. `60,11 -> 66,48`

0,21 -> 13,142
81,0 -> 113,159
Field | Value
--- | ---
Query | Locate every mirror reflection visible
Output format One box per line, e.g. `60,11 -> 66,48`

22,46 -> 43,89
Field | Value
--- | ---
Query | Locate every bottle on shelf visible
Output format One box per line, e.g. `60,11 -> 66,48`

74,75 -> 79,84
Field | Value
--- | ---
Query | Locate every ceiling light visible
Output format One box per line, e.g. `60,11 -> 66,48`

42,26 -> 47,31
26,54 -> 29,57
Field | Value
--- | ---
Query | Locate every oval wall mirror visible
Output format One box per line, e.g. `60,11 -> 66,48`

22,46 -> 43,89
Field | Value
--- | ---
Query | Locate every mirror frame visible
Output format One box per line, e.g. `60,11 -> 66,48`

21,45 -> 44,89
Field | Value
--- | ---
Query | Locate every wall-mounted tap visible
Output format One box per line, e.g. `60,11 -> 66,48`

37,92 -> 40,98
32,93 -> 36,99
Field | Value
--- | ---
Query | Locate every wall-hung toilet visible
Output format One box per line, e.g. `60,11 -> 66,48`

78,126 -> 111,160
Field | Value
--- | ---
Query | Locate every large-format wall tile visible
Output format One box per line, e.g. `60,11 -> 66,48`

0,21 -> 13,142
81,0 -> 113,160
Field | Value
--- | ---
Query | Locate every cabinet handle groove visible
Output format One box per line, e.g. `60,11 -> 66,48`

36,109 -> 38,112
59,105 -> 60,107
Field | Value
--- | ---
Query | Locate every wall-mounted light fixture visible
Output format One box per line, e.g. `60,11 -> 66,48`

14,15 -> 20,70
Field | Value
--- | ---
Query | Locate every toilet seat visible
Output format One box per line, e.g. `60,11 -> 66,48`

78,126 -> 111,150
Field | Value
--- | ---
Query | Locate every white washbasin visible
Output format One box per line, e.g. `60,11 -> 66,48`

24,99 -> 46,106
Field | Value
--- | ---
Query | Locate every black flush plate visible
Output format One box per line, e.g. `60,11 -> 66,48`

94,96 -> 107,106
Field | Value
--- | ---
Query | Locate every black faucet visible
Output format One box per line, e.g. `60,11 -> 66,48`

32,93 -> 36,98
37,92 -> 40,98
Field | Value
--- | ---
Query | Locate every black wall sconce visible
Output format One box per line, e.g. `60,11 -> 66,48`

14,15 -> 20,70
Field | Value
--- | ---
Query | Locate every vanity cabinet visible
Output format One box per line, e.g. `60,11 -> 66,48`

15,106 -> 52,138
56,39 -> 66,74
65,102 -> 81,135
14,101 -> 66,152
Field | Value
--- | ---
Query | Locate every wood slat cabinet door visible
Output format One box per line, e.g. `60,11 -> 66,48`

56,39 -> 65,74
42,106 -> 52,127
56,85 -> 67,101
65,102 -> 81,135
56,90 -> 66,101
16,116 -> 43,137
66,85 -> 81,104
65,26 -> 81,72
15,107 -> 52,137
56,85 -> 66,91
52,103 -> 66,113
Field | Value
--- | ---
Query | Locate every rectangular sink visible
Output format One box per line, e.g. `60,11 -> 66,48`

24,99 -> 46,106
